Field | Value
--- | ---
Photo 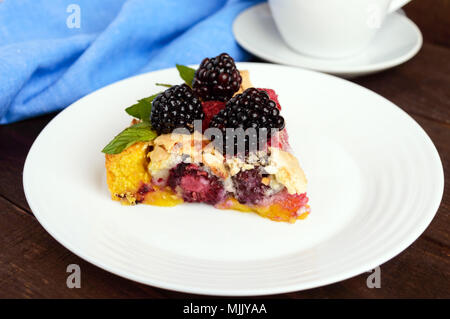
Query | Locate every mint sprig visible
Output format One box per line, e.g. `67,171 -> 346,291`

103,62 -> 198,155
125,93 -> 160,122
102,122 -> 157,154
176,64 -> 196,87
155,83 -> 173,88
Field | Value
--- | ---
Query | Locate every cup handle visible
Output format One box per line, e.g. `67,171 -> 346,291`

388,0 -> 412,13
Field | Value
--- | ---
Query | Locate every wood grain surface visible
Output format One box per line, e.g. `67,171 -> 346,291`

0,0 -> 448,298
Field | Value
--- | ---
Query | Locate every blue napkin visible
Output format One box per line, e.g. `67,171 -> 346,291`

0,0 -> 263,124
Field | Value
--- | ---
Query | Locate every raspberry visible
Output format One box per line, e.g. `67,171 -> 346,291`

273,191 -> 309,213
151,84 -> 204,135
192,53 -> 242,101
208,88 -> 285,154
168,163 -> 226,204
202,100 -> 226,129
267,128 -> 290,150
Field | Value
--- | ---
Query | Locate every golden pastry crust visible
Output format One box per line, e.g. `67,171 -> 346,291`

267,147 -> 307,194
152,131 -> 206,156
201,142 -> 227,178
105,141 -> 152,204
148,132 -> 228,179
236,70 -> 252,94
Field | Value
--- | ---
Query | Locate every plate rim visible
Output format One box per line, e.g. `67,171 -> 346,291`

23,62 -> 444,296
233,3 -> 423,76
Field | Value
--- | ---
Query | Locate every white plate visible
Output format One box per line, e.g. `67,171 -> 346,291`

23,63 -> 443,296
233,3 -> 423,77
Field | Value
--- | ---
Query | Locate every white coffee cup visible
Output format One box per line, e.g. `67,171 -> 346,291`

268,0 -> 413,59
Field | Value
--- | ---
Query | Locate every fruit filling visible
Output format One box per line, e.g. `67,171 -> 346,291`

232,168 -> 269,205
167,163 -> 226,205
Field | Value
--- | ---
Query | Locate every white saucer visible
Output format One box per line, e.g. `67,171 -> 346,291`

233,3 -> 423,77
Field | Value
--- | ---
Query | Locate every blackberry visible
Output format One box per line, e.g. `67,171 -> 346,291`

151,84 -> 204,135
192,53 -> 242,101
232,168 -> 269,205
208,88 -> 285,154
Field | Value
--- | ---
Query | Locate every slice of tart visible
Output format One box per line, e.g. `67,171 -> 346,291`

104,53 -> 309,223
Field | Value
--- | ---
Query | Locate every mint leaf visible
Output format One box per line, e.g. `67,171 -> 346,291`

176,64 -> 196,87
102,122 -> 157,154
155,83 -> 173,88
125,93 -> 160,121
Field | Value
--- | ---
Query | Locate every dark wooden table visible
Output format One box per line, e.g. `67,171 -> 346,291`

0,2 -> 449,298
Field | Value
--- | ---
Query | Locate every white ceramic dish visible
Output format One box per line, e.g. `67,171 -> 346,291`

233,3 -> 423,77
23,63 -> 443,296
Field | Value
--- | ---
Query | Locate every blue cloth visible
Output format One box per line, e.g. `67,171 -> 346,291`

0,0 -> 263,124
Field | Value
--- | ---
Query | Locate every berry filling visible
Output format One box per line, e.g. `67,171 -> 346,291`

270,191 -> 309,213
232,168 -> 269,205
168,163 -> 226,205
166,164 -> 308,215
135,183 -> 154,203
